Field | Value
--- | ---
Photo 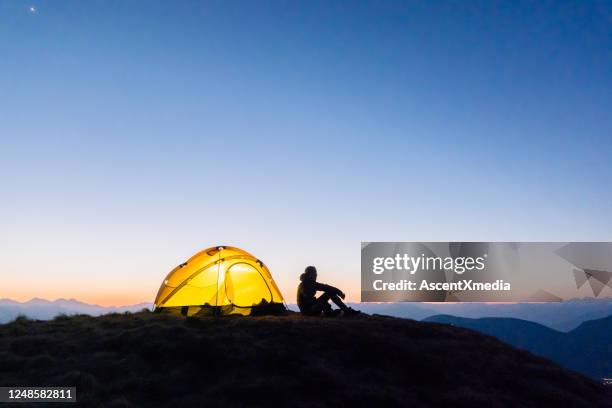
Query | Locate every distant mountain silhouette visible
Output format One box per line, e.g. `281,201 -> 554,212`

5,298 -> 610,331
424,314 -> 612,380
322,298 -> 612,331
0,311 -> 607,406
334,299 -> 612,331
0,298 -> 152,323
338,299 -> 612,331
417,299 -> 612,331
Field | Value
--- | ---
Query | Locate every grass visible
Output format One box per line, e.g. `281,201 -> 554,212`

0,311 -> 608,407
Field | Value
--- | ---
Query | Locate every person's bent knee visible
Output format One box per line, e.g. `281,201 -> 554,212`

319,292 -> 333,301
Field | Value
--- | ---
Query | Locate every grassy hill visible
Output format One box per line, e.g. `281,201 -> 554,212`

0,311 -> 608,407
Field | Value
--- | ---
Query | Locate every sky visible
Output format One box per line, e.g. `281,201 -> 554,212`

1,1 -> 611,306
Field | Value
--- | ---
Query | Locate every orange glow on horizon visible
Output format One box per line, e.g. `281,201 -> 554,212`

3,294 -> 151,308
2,283 -> 363,307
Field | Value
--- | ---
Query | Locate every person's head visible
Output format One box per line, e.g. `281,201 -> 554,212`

301,265 -> 317,282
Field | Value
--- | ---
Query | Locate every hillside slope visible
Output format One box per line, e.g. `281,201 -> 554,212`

0,312 -> 607,407
424,314 -> 612,380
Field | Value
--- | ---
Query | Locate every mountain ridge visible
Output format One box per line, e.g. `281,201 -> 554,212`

3,297 -> 610,330
424,314 -> 612,380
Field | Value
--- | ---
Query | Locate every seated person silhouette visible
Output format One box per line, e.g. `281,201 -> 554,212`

297,266 -> 360,317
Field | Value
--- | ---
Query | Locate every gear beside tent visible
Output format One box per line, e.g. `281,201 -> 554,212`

154,246 -> 286,316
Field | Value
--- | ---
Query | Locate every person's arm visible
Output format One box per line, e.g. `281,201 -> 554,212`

314,282 -> 343,297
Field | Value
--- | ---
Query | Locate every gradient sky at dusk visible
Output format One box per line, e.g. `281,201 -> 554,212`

1,1 -> 611,305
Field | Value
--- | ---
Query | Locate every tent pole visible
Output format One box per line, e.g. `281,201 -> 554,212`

214,248 -> 221,316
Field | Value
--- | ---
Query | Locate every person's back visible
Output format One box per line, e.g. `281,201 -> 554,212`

297,272 -> 321,313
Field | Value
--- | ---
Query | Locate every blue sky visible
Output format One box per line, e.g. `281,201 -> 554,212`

1,1 -> 611,304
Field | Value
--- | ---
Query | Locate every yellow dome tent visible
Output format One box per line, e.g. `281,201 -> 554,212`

154,246 -> 285,316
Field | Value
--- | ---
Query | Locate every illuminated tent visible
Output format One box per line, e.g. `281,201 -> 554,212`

154,246 -> 285,316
